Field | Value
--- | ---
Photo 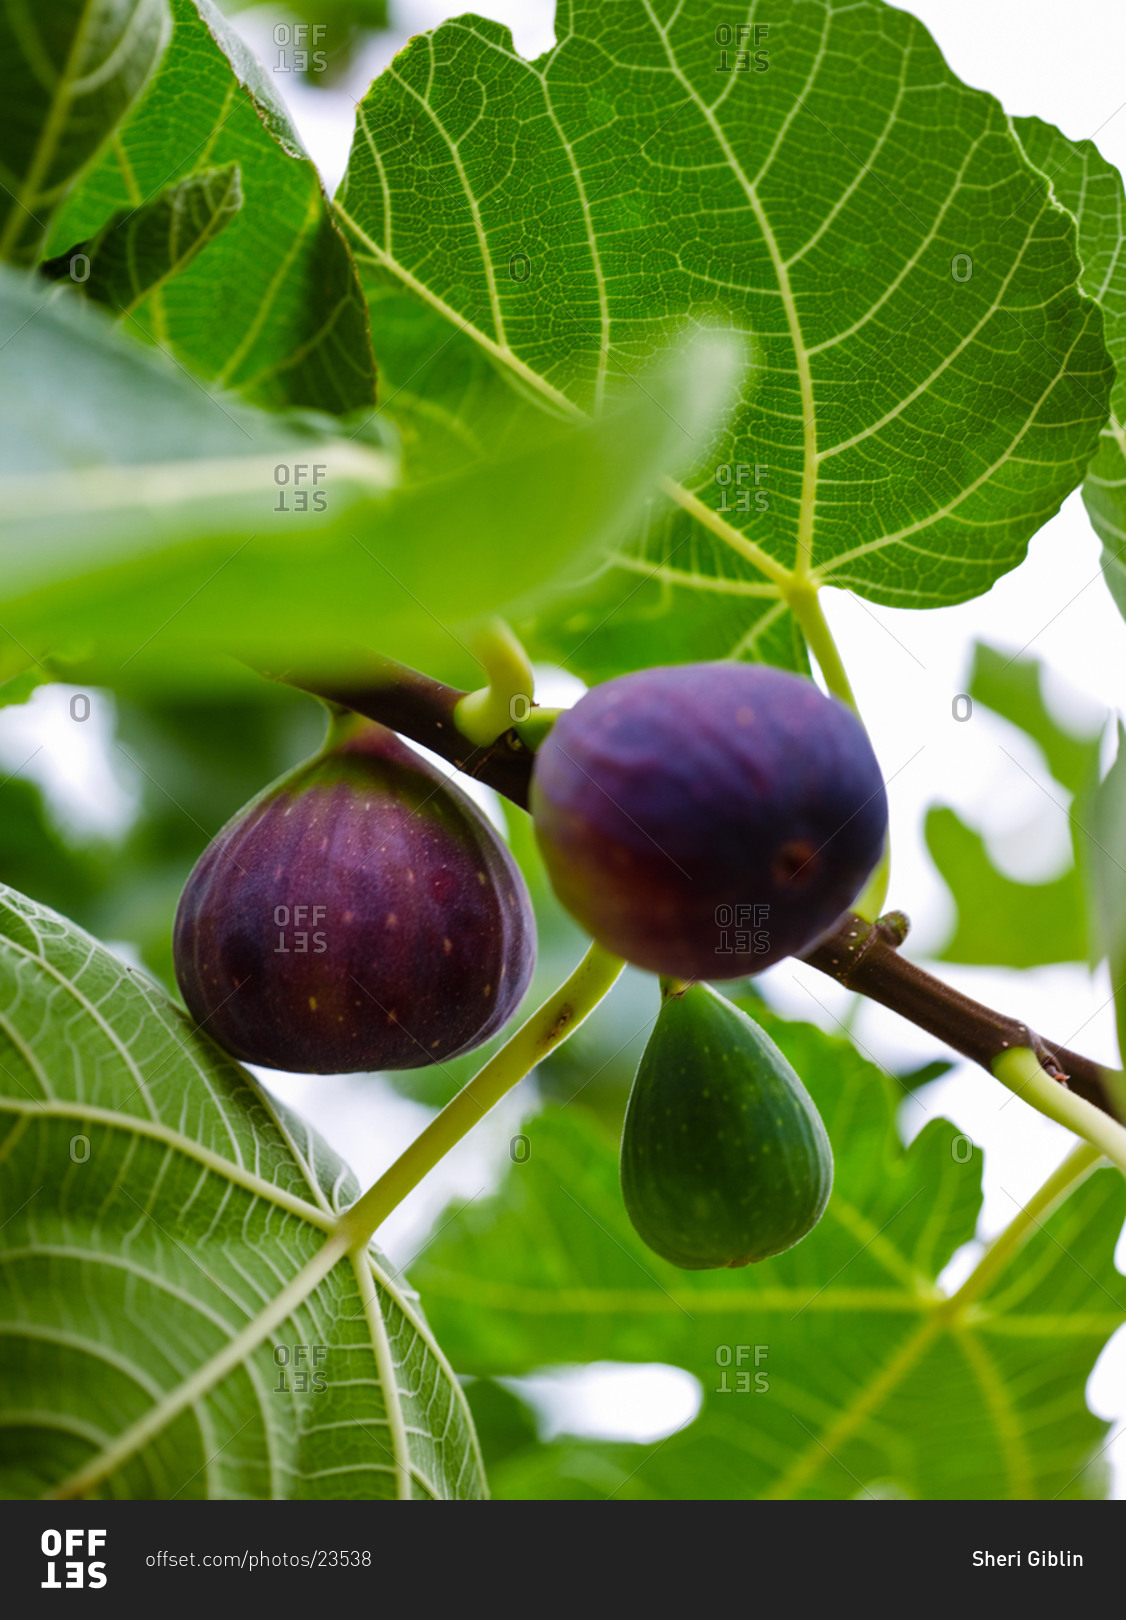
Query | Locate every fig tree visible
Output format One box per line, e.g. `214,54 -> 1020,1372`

620,983 -> 833,1268
531,662 -> 886,978
173,716 -> 535,1072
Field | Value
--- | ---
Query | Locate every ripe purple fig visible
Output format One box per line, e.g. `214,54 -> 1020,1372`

173,717 -> 535,1072
531,663 -> 887,979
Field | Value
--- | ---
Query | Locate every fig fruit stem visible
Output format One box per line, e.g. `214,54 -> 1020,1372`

338,942 -> 626,1249
256,654 -> 538,807
992,1049 -> 1126,1177
805,910 -> 1126,1130
265,657 -> 1126,1143
453,617 -> 536,748
512,706 -> 565,750
852,840 -> 891,922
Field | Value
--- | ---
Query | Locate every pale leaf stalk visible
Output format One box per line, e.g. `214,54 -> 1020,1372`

993,1048 -> 1126,1176
784,582 -> 858,712
340,943 -> 626,1249
947,1139 -> 1103,1310
781,580 -> 890,916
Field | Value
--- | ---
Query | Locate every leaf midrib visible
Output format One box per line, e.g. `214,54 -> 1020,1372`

45,1229 -> 351,1499
39,1235 -> 484,1500
0,1097 -> 335,1228
0,448 -> 396,521
414,1270 -> 930,1314
638,0 -> 819,581
0,0 -> 97,259
340,6 -> 1104,617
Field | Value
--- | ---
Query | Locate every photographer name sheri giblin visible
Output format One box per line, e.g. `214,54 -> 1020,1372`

973,1550 -> 1084,1568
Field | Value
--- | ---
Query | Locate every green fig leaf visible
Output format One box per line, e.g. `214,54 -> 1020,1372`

0,0 -> 170,265
925,806 -> 1087,969
0,883 -> 484,1498
0,268 -> 732,693
337,0 -> 1112,681
964,642 -> 1103,798
43,163 -> 244,317
414,1015 -> 1126,1499
45,0 -> 375,415
1010,118 -> 1126,623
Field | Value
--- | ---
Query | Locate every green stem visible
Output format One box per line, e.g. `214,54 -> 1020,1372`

453,618 -> 535,748
260,653 -> 537,808
785,582 -> 858,712
512,707 -> 564,751
992,1048 -> 1126,1176
784,581 -> 889,915
340,943 -> 626,1249
947,1139 -> 1102,1311
852,841 -> 891,922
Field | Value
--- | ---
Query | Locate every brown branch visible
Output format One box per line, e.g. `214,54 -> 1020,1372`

260,659 -> 1124,1123
260,656 -> 537,808
804,911 -> 1123,1122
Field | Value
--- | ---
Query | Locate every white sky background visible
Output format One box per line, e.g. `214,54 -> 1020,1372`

5,0 -> 1126,1487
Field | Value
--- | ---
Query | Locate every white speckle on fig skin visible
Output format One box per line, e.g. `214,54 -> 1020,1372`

173,720 -> 535,1072
532,663 -> 885,980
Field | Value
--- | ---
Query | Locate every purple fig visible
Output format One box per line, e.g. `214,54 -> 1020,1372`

173,717 -> 535,1072
531,663 -> 887,979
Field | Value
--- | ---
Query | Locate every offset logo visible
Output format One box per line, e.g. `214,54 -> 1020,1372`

41,1529 -> 107,1589
274,463 -> 328,511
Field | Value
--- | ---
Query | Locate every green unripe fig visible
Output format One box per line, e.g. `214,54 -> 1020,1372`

620,984 -> 833,1269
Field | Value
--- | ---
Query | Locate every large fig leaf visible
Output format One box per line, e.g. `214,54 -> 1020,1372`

415,1016 -> 1126,1499
0,884 -> 483,1498
0,268 -> 728,692
44,0 -> 375,415
44,163 -> 245,317
0,0 -> 170,264
335,0 -> 1111,678
1011,119 -> 1126,620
